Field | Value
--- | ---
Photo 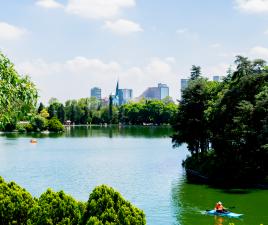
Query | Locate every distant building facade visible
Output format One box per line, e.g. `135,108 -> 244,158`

181,79 -> 189,92
91,87 -> 101,100
139,83 -> 169,100
112,81 -> 133,105
119,89 -> 133,105
180,78 -> 189,96
213,75 -> 224,82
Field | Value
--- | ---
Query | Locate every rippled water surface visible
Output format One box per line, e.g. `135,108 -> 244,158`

0,126 -> 267,225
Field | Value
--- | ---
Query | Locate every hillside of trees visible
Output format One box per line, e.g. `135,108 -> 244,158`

172,56 -> 268,186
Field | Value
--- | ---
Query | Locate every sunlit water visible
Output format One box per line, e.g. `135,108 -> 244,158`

0,126 -> 267,225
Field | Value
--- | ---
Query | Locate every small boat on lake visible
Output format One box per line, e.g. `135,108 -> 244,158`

30,139 -> 37,143
206,209 -> 243,218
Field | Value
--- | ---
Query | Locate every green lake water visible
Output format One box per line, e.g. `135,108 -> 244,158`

0,126 -> 267,225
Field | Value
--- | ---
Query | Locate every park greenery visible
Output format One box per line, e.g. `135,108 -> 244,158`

172,57 -> 268,186
0,177 -> 146,225
0,53 -> 38,131
0,53 -> 63,133
41,97 -> 177,126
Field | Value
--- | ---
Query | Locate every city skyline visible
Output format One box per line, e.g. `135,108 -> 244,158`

1,0 -> 268,103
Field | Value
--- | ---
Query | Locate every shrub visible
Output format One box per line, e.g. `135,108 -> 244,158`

28,189 -> 85,225
0,176 -> 36,225
48,117 -> 64,132
81,185 -> 146,225
30,115 -> 48,132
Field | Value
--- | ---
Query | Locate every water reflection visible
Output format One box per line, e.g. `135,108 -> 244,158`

65,125 -> 173,138
171,176 -> 268,225
0,126 -> 173,139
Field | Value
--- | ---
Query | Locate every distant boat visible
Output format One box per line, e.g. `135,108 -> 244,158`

30,139 -> 37,143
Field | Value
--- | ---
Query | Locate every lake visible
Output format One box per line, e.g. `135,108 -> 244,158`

0,126 -> 267,225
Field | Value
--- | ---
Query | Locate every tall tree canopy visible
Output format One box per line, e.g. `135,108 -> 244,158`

0,53 -> 38,130
173,57 -> 268,185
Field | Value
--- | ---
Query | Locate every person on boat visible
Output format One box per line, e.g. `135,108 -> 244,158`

214,201 -> 227,213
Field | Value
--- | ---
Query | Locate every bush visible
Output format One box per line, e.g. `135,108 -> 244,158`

0,177 -> 36,225
28,189 -> 85,225
30,115 -> 48,132
0,178 -> 146,225
48,117 -> 64,132
25,123 -> 35,132
16,123 -> 27,133
81,185 -> 146,225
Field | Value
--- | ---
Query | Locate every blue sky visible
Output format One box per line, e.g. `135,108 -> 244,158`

1,0 -> 268,103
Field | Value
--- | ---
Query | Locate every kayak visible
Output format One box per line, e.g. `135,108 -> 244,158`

206,210 -> 243,218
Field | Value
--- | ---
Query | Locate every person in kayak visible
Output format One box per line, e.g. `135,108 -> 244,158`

214,201 -> 227,213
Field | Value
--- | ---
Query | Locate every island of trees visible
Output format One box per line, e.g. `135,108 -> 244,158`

172,56 -> 268,186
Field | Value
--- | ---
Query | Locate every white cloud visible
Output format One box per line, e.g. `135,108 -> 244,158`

165,57 -> 176,64
235,0 -> 268,13
249,46 -> 268,58
16,57 -> 178,103
204,63 -> 230,77
264,29 -> 268,35
65,0 -> 136,20
36,0 -> 63,9
145,58 -> 172,74
0,22 -> 27,41
210,43 -> 221,48
104,19 -> 143,35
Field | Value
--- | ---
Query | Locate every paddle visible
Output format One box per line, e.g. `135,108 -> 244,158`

206,206 -> 235,212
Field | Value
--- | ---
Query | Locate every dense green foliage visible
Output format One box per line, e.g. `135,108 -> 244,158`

41,97 -> 177,126
48,117 -> 64,132
81,185 -> 146,225
0,177 -> 145,225
28,189 -> 85,225
119,99 -> 177,125
173,56 -> 268,185
0,177 -> 35,225
0,53 -> 38,131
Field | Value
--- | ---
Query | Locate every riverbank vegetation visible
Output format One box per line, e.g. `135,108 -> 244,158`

41,97 -> 177,126
0,176 -> 146,225
0,53 -> 38,131
172,57 -> 268,186
0,53 -> 64,133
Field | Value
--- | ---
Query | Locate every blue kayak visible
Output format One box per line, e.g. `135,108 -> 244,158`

206,210 -> 243,218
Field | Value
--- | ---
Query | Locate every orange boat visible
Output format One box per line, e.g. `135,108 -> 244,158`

30,139 -> 37,143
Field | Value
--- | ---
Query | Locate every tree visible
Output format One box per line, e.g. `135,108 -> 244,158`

0,176 -> 36,225
37,102 -> 45,114
48,117 -> 64,132
190,65 -> 201,80
81,185 -> 146,225
48,104 -> 57,119
109,95 -> 113,124
40,108 -> 50,119
28,189 -> 85,225
173,56 -> 268,185
172,78 -> 214,157
57,104 -> 65,123
0,52 -> 38,130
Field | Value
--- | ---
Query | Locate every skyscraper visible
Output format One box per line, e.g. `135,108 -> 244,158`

158,83 -> 169,99
139,83 -> 169,100
181,79 -> 189,92
112,80 -> 133,105
91,87 -> 101,100
119,89 -> 133,105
